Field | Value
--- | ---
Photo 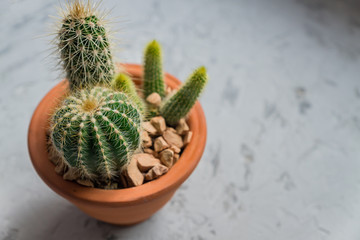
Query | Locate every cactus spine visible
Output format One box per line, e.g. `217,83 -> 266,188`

112,73 -> 145,114
57,0 -> 115,90
143,40 -> 165,98
50,86 -> 142,181
160,67 -> 208,125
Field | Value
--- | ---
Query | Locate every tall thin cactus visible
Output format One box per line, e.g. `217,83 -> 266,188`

112,73 -> 145,114
160,67 -> 208,125
143,40 -> 165,98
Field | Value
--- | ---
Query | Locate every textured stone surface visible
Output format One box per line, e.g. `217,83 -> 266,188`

145,164 -> 169,181
154,136 -> 170,152
146,92 -> 162,106
159,149 -> 174,168
135,153 -> 161,172
1,0 -> 360,239
150,116 -> 167,134
125,155 -> 144,187
163,129 -> 184,149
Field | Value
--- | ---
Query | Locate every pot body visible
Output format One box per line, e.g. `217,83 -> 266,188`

73,191 -> 175,225
28,63 -> 207,225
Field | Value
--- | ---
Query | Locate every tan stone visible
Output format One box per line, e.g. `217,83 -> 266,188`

142,122 -> 157,136
167,127 -> 177,133
55,161 -> 66,175
143,148 -> 159,158
76,179 -> 94,187
154,136 -> 170,152
165,87 -> 173,96
120,173 -> 128,188
63,167 -> 80,181
141,130 -> 152,148
133,153 -> 161,172
176,118 -> 189,135
143,148 -> 154,155
183,131 -> 193,146
159,149 -> 174,168
125,156 -> 144,187
163,129 -> 183,149
170,145 -> 181,154
146,92 -> 161,107
174,153 -> 180,163
151,116 -> 166,134
145,164 -> 169,181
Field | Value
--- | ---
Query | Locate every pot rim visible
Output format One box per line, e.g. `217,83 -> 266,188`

28,63 -> 207,207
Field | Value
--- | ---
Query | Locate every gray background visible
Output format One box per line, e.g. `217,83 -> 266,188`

1,0 -> 360,239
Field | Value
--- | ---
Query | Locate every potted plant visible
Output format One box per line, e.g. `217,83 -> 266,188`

28,0 -> 208,225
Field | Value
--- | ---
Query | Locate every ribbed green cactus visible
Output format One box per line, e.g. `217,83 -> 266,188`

50,86 -> 142,181
112,73 -> 145,114
160,67 -> 208,125
143,40 -> 165,98
57,1 -> 115,90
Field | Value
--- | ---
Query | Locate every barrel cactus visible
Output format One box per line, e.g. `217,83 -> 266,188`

57,0 -> 115,90
50,86 -> 142,181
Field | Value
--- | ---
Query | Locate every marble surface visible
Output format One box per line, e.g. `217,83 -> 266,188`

1,0 -> 360,239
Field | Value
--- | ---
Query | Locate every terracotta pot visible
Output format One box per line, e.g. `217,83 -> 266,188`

28,63 -> 207,225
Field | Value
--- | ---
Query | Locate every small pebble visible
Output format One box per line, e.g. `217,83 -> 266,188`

125,155 -> 144,187
154,136 -> 170,152
163,129 -> 183,149
160,149 -> 174,168
174,153 -> 180,163
176,118 -> 189,135
142,122 -> 157,136
134,153 -> 161,172
146,92 -> 161,107
170,145 -> 181,154
145,165 -> 169,181
141,130 -> 152,148
151,116 -> 166,134
183,131 -> 193,146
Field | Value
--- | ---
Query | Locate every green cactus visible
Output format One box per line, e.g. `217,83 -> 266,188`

112,73 -> 145,114
57,0 -> 115,90
160,66 -> 208,125
50,86 -> 142,181
143,40 -> 165,98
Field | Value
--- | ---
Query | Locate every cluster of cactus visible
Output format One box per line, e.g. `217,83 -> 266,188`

142,40 -> 208,125
51,1 -> 141,183
49,0 -> 207,185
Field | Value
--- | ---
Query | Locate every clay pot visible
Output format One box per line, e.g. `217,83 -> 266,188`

28,63 -> 207,225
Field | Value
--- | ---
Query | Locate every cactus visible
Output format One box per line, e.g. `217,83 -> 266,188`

143,40 -> 165,98
112,73 -> 145,114
57,0 -> 115,90
50,86 -> 142,181
160,66 -> 208,125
